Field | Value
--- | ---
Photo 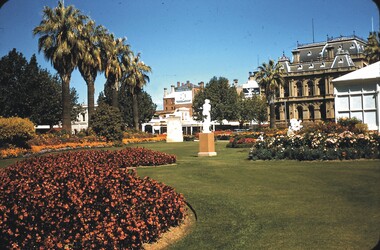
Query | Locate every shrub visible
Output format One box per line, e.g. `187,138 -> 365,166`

337,117 -> 362,130
248,132 -> 380,161
0,117 -> 35,148
90,104 -> 124,142
0,148 -> 184,249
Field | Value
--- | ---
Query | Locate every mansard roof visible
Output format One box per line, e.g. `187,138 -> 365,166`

278,35 -> 367,73
293,35 -> 366,63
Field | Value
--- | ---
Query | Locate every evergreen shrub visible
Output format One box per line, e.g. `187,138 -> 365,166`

0,117 -> 35,148
90,104 -> 124,142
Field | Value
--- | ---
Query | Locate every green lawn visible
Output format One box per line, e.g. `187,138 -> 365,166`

1,141 -> 380,249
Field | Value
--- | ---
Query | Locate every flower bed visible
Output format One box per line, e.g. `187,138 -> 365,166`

122,135 -> 166,144
248,131 -> 380,161
0,148 -> 184,249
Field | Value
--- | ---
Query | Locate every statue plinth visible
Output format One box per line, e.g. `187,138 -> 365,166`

198,132 -> 217,157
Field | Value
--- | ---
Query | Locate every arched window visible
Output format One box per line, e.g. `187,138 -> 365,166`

297,81 -> 303,97
318,79 -> 325,95
284,82 -> 289,97
307,81 -> 314,96
308,105 -> 315,121
320,103 -> 326,120
297,106 -> 303,120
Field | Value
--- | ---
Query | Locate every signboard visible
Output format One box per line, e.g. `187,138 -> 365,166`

175,90 -> 192,104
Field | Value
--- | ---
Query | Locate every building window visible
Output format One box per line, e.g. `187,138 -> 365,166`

318,79 -> 325,95
339,58 -> 343,64
320,62 -> 325,68
297,81 -> 303,97
307,81 -> 314,96
309,63 -> 314,69
309,105 -> 315,121
307,51 -> 312,56
284,83 -> 289,97
297,106 -> 303,120
297,64 -> 303,70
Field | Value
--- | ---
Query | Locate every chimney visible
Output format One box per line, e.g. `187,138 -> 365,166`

186,80 -> 190,86
181,82 -> 184,86
164,88 -> 168,97
171,85 -> 175,93
177,82 -> 180,87
199,81 -> 204,89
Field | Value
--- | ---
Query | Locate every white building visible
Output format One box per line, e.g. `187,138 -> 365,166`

72,105 -> 95,133
333,61 -> 380,131
242,77 -> 260,98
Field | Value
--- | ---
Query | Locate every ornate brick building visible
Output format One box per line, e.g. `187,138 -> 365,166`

273,35 -> 369,127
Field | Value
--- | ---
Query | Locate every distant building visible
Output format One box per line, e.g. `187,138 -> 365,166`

163,81 -> 203,116
142,81 -> 205,134
72,105 -> 95,133
243,73 -> 260,98
333,61 -> 380,131
273,35 -> 369,127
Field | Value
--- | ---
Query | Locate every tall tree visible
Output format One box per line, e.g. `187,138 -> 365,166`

33,0 -> 87,132
0,49 -> 80,127
118,88 -> 156,128
192,77 -> 238,123
364,32 -> 380,64
236,92 -> 267,128
78,21 -> 103,127
0,49 -> 29,117
122,52 -> 152,130
101,34 -> 130,108
255,60 -> 284,129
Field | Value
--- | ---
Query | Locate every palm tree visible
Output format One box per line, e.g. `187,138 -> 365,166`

364,32 -> 380,64
33,1 -> 86,132
122,52 -> 152,130
100,34 -> 130,108
78,21 -> 103,127
255,59 -> 284,129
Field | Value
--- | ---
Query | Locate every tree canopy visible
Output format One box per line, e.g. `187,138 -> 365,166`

364,32 -> 380,64
98,84 -> 156,129
192,76 -> 239,123
0,49 -> 80,127
255,60 -> 284,128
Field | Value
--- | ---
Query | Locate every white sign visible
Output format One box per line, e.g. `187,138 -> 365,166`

175,91 -> 192,104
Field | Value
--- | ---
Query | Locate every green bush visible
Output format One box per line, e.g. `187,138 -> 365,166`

0,117 -> 35,148
337,117 -> 362,130
90,104 -> 124,142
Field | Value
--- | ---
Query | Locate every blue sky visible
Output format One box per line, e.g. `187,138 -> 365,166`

0,0 -> 378,109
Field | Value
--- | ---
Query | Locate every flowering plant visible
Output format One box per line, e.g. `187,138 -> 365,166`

0,148 -> 183,249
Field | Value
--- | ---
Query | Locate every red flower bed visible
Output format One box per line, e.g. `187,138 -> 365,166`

0,148 -> 184,249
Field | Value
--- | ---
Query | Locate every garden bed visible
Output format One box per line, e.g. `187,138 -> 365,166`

0,148 -> 185,249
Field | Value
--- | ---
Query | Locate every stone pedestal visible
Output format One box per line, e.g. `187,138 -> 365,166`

166,115 -> 183,142
198,132 -> 217,157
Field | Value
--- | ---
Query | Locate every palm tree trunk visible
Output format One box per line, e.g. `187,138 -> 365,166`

112,81 -> 119,108
87,80 -> 95,128
132,92 -> 139,130
62,75 -> 72,132
269,102 -> 276,129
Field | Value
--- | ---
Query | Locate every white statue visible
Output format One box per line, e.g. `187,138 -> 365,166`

287,118 -> 303,136
202,99 -> 211,133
